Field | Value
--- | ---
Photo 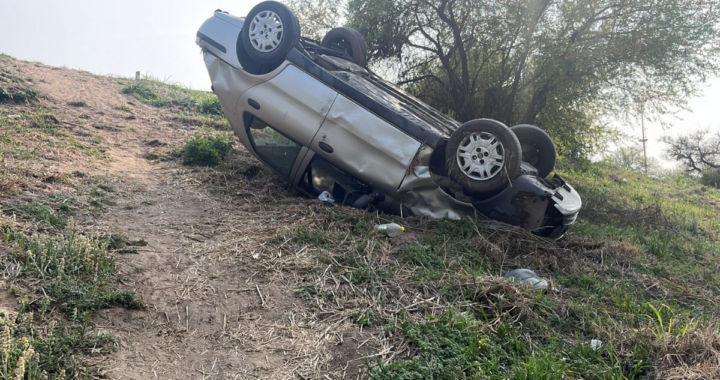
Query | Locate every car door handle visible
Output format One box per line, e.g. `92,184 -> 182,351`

318,141 -> 334,154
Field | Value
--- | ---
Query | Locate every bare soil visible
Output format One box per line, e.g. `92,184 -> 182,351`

2,60 -> 380,379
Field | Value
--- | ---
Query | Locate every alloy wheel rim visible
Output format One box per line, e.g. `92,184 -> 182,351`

248,10 -> 284,53
456,132 -> 505,180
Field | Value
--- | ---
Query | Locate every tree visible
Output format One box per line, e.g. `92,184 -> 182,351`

701,168 -> 720,188
286,0 -> 720,159
346,0 -> 720,158
662,130 -> 720,172
602,144 -> 663,176
285,0 -> 346,40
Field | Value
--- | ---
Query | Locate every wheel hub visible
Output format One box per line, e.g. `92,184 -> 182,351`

248,10 -> 284,53
456,132 -> 505,181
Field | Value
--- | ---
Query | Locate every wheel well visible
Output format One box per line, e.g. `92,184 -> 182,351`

429,139 -> 448,177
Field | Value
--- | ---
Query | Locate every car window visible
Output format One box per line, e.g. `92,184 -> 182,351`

247,117 -> 302,178
299,156 -> 372,205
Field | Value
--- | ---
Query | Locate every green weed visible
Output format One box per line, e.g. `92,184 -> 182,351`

121,81 -> 167,107
0,64 -> 38,104
351,308 -> 378,327
0,310 -> 118,379
120,78 -> 223,116
114,103 -> 132,112
182,134 -> 233,166
646,303 -> 697,341
14,202 -> 68,229
89,185 -> 116,210
8,230 -> 142,318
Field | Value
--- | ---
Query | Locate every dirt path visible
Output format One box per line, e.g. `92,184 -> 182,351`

12,61 -> 377,379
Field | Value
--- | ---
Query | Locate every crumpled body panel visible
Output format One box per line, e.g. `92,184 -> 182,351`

396,145 -> 478,219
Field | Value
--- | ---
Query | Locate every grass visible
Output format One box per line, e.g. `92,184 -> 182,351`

182,134 -> 234,166
0,55 -> 38,104
88,184 -> 116,210
0,55 -> 146,379
0,223 -> 142,379
369,311 -> 635,380
8,229 -> 142,318
119,76 -> 230,130
0,310 -> 118,379
0,106 -> 110,177
13,201 -> 69,230
114,103 -> 132,113
120,77 -> 223,117
4,52 -> 720,378
273,161 -> 720,379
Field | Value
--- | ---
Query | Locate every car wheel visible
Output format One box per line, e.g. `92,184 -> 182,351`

445,119 -> 522,193
240,1 -> 300,65
510,124 -> 556,178
321,27 -> 367,67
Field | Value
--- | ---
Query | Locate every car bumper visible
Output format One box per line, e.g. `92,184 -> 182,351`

469,174 -> 582,239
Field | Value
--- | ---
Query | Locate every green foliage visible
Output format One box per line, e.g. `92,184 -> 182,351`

0,61 -> 38,104
601,144 -> 666,176
121,81 -> 166,106
0,222 -> 141,379
646,303 -> 696,341
0,86 -> 38,104
280,161 -> 720,378
346,0 -> 720,158
700,168 -> 720,188
198,94 -> 223,115
120,78 -> 223,116
14,202 -> 68,229
89,184 -> 116,210
182,134 -> 234,166
398,218 -> 488,278
8,230 -> 142,318
115,103 -> 132,112
351,308 -> 378,327
370,311 -> 629,380
0,311 -> 118,379
285,0 -> 347,39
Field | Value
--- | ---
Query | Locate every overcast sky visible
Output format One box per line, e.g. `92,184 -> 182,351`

1,0 -> 718,163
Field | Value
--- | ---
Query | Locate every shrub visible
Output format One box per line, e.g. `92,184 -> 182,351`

15,202 -> 68,229
198,95 -> 223,116
0,86 -> 38,104
121,81 -> 167,107
11,231 -> 142,317
121,78 -> 223,116
182,134 -> 233,166
700,168 -> 720,188
0,311 -> 117,379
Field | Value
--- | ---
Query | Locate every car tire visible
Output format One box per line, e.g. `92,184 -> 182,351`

240,1 -> 300,65
510,124 -> 556,178
321,27 -> 367,67
445,119 -> 522,193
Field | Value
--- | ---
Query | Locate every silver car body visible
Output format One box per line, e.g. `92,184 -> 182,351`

197,10 -> 581,236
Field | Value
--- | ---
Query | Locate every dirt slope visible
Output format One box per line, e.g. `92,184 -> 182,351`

2,60 -> 378,379
6,57 -> 720,380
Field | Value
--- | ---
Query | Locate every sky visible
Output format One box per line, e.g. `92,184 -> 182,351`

1,0 -> 718,164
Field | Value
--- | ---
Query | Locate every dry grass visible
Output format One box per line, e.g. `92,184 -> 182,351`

3,54 -> 720,379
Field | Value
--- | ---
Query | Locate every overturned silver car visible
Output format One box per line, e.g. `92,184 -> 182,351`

196,1 -> 581,238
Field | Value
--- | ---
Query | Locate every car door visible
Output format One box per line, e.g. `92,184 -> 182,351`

237,63 -> 340,183
244,115 -> 310,183
237,64 -> 339,148
308,95 -> 422,195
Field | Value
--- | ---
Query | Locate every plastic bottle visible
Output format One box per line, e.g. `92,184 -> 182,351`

374,223 -> 405,237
